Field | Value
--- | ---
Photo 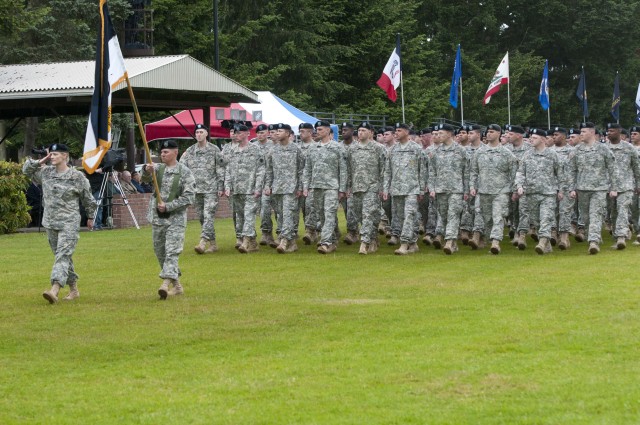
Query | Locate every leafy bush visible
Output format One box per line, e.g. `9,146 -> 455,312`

0,161 -> 31,234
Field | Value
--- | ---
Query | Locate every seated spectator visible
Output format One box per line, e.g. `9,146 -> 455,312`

132,169 -> 153,193
119,170 -> 140,194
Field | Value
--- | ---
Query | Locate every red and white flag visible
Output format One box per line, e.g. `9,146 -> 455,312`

377,47 -> 402,102
483,52 -> 509,105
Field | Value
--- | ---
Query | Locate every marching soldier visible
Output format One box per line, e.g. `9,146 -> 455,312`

339,122 -> 359,245
303,121 -> 348,254
428,123 -> 469,254
23,144 -> 97,303
224,124 -> 266,253
470,124 -> 518,254
346,122 -> 386,254
606,123 -> 640,249
506,125 -> 533,248
550,127 -> 575,250
179,123 -> 224,254
142,140 -> 196,299
253,124 -> 277,246
568,122 -> 617,254
264,123 -> 304,253
515,129 -> 563,254
383,123 -> 426,255
299,123 -> 319,245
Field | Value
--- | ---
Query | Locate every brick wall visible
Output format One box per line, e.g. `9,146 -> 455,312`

111,194 -> 232,229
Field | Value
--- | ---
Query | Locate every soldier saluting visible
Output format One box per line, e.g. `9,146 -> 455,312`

23,143 -> 97,303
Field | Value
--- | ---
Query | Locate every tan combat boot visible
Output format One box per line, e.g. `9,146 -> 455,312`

234,237 -> 243,250
158,279 -> 170,300
238,236 -> 251,253
460,230 -> 470,245
344,231 -> 358,245
490,239 -> 501,255
168,279 -> 184,296
422,234 -> 433,246
588,241 -> 600,254
550,230 -> 558,246
616,237 -> 626,250
194,238 -> 208,254
517,233 -> 527,250
535,237 -> 549,255
276,238 -> 289,254
575,228 -> 586,242
43,281 -> 62,304
325,243 -> 337,253
387,235 -> 399,246
468,232 -> 481,250
452,241 -> 459,253
269,236 -> 281,249
285,240 -> 298,253
259,232 -> 270,246
317,244 -> 328,254
407,242 -> 419,253
558,232 -> 570,250
205,240 -> 218,253
368,239 -> 379,253
433,235 -> 443,249
529,227 -> 539,242
63,282 -> 79,301
394,243 -> 409,255
246,237 -> 260,252
358,242 -> 368,255
378,222 -> 386,235
303,229 -> 314,245
443,239 -> 454,255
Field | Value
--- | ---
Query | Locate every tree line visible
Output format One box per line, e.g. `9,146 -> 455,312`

2,0 -> 640,158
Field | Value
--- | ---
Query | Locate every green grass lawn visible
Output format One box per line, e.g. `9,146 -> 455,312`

1,218 -> 639,424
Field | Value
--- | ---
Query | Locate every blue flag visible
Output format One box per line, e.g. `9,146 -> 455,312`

611,72 -> 620,120
449,44 -> 462,108
576,67 -> 589,118
539,60 -> 549,111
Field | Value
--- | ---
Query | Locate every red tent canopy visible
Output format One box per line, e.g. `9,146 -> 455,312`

144,103 -> 267,141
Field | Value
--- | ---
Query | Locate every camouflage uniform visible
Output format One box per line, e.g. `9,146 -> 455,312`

568,143 -> 617,243
222,141 -> 240,238
553,144 -> 575,234
384,141 -> 426,244
608,141 -> 640,238
179,142 -> 224,241
470,145 -> 518,241
299,140 -> 317,232
303,140 -> 348,246
465,144 -> 486,236
23,159 -> 97,286
511,142 -> 533,235
224,143 -> 266,238
632,145 -> 640,234
143,163 -> 196,280
421,145 -> 438,237
265,142 -> 304,241
339,142 -> 358,235
428,143 -> 469,240
254,139 -> 277,236
515,149 -> 561,239
347,140 -> 386,244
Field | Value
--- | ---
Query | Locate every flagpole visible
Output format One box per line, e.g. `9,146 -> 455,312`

460,76 -> 464,125
397,33 -> 405,123
125,75 -> 162,203
547,107 -> 551,130
582,66 -> 586,123
400,70 -> 406,123
507,81 -> 511,126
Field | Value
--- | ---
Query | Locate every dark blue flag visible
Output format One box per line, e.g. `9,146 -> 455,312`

449,44 -> 462,108
539,60 -> 549,111
576,67 -> 589,118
